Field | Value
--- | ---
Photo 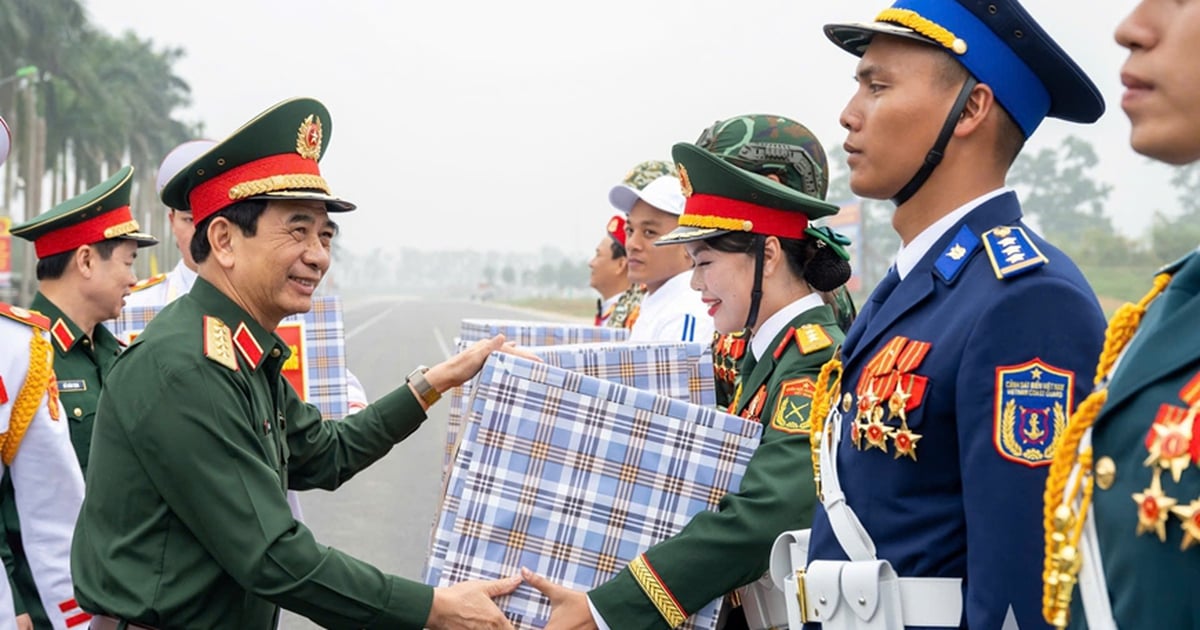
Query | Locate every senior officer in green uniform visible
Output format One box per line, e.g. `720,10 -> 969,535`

525,115 -> 852,630
6,167 -> 157,629
1043,1 -> 1200,628
70,98 -> 520,630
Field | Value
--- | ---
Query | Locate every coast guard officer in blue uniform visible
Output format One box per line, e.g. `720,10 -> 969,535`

801,1 -> 1107,628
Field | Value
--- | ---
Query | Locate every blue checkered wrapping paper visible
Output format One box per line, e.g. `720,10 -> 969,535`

458,319 -> 629,345
427,353 -> 761,630
433,341 -> 711,575
104,297 -> 349,419
441,340 -> 714,483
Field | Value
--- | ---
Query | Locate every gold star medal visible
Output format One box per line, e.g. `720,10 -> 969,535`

1144,403 -> 1194,483
1133,470 -> 1177,542
852,388 -> 881,450
863,406 -> 894,453
1171,498 -> 1200,551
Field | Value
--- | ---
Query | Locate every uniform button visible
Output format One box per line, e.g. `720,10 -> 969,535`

270,348 -> 281,358
82,338 -> 90,346
842,393 -> 853,412
1096,456 -> 1116,491
73,407 -> 83,418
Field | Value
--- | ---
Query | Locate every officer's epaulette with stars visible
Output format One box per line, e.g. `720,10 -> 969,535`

981,225 -> 1047,280
772,324 -> 835,360
131,273 -> 167,293
203,316 -> 238,371
0,303 -> 50,330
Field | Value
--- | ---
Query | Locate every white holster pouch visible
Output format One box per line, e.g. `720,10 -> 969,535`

770,404 -> 963,629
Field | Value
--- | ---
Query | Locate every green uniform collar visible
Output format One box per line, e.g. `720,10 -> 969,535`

187,277 -> 289,371
31,292 -> 120,357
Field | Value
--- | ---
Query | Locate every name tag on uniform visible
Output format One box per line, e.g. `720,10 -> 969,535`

57,379 -> 87,392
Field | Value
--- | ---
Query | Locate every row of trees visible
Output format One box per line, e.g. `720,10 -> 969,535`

1,0 -> 195,301
827,136 -> 1197,303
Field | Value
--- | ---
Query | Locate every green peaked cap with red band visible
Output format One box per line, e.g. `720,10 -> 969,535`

160,97 -> 355,224
657,141 -> 840,247
11,165 -> 158,259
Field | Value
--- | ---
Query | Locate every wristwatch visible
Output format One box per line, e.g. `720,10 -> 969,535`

406,365 -> 441,406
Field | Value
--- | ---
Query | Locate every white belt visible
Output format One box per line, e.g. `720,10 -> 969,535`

1074,429 -> 1117,630
787,404 -> 963,628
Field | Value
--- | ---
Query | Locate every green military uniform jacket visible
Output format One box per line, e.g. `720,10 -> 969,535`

30,291 -> 122,472
71,278 -> 434,629
590,299 -> 843,629
1075,250 -> 1200,629
1,292 -> 122,624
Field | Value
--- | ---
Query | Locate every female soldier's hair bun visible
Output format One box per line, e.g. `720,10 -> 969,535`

803,241 -> 852,292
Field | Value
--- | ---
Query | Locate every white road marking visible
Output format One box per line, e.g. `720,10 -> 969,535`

432,324 -> 453,360
345,307 -> 394,342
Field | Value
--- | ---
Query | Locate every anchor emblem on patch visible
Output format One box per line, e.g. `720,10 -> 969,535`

994,359 -> 1074,467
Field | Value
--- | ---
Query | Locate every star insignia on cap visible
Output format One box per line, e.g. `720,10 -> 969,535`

677,163 -> 693,198
296,114 -> 322,160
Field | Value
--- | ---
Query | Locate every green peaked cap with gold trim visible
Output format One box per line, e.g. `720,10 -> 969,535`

11,165 -> 158,259
160,97 -> 355,224
657,141 -> 841,249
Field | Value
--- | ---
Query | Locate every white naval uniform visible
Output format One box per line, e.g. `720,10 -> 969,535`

0,312 -> 88,629
120,261 -> 370,519
627,271 -> 714,344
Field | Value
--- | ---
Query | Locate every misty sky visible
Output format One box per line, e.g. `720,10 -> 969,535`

86,0 -> 1171,259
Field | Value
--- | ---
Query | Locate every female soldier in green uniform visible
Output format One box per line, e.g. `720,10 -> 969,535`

526,114 -> 851,630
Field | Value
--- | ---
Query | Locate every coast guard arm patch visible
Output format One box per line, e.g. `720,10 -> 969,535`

994,359 -> 1074,467
771,378 -> 817,435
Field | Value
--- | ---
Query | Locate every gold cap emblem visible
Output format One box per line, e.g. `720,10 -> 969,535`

678,164 -> 693,198
296,115 -> 323,161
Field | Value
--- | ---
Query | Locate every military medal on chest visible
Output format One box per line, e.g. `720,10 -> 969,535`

850,335 -> 930,459
1132,371 -> 1200,549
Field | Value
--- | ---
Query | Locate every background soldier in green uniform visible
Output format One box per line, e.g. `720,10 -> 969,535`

525,115 -> 852,630
1044,1 -> 1200,628
5,167 -> 157,628
70,98 -> 520,629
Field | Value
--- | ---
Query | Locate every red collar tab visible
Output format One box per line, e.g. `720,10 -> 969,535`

232,322 -> 265,369
34,206 -> 138,258
50,319 -> 76,353
680,194 -> 810,240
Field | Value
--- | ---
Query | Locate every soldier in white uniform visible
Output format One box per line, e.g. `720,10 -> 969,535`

609,174 -> 713,344
0,116 -> 89,630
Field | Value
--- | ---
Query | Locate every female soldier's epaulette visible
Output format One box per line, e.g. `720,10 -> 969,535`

0,303 -> 50,330
131,273 -> 168,293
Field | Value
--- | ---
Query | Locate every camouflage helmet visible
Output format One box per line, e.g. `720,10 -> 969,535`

620,160 -> 677,191
694,115 -> 828,200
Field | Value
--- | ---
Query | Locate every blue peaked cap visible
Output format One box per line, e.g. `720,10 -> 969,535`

824,0 -> 1104,138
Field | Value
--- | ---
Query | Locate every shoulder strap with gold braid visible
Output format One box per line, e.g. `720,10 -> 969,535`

810,350 -> 844,503
1,328 -> 53,466
1042,272 -> 1173,627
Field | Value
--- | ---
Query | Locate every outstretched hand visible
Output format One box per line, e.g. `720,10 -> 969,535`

426,574 -> 521,630
523,567 -> 599,630
424,334 -> 541,395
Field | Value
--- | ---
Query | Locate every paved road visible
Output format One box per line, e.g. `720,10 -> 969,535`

281,297 -> 568,628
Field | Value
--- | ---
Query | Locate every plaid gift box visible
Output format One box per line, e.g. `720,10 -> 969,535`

441,340 -> 715,483
458,319 -> 629,345
105,296 -> 350,419
427,353 -> 760,629
433,341 -> 712,571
